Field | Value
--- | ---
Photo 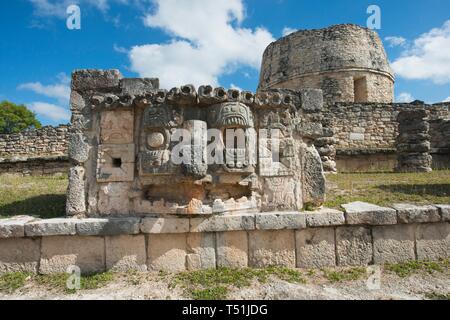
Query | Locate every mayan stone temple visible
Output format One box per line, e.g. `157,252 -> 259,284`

0,24 -> 448,276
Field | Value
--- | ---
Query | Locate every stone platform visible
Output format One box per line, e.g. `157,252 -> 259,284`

1,202 -> 448,274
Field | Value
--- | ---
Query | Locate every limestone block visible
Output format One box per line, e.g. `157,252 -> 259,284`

98,182 -> 132,215
40,236 -> 105,275
260,177 -> 301,211
140,217 -> 190,234
186,254 -> 202,271
0,216 -> 36,238
416,223 -> 450,261
120,78 -> 159,95
336,226 -> 373,266
72,69 -> 122,91
100,110 -> 134,144
372,225 -> 415,264
435,204 -> 450,222
255,212 -> 306,230
0,238 -> 41,273
147,234 -> 187,272
187,233 -> 216,269
105,235 -> 147,272
70,90 -> 86,112
300,89 -> 323,113
68,132 -> 90,163
296,228 -> 336,268
302,145 -> 326,207
305,208 -> 345,227
25,218 -> 78,237
76,218 -> 140,236
249,230 -> 296,268
391,203 -> 441,224
216,231 -> 248,268
342,201 -> 397,225
97,144 -> 135,183
190,214 -> 255,233
66,166 -> 86,215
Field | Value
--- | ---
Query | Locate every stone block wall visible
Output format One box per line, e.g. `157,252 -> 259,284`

0,125 -> 69,157
1,203 -> 448,274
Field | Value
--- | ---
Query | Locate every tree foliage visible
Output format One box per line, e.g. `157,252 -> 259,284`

0,101 -> 41,134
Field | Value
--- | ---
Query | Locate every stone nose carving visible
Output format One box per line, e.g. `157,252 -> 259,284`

181,120 -> 208,179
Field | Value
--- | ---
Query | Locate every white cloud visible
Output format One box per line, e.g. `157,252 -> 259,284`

18,74 -> 70,104
391,20 -> 450,84
230,83 -> 243,91
443,97 -> 450,102
129,0 -> 275,88
396,92 -> 414,103
282,27 -> 297,37
28,102 -> 71,122
384,36 -> 406,47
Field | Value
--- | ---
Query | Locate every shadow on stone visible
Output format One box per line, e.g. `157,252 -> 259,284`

0,194 -> 66,219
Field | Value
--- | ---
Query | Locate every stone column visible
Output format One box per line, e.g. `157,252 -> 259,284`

395,109 -> 432,173
315,116 -> 337,173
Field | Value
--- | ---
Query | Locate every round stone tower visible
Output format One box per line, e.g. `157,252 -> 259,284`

258,24 -> 394,103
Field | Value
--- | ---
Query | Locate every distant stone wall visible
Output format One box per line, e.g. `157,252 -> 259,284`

0,125 -> 69,157
0,125 -> 69,175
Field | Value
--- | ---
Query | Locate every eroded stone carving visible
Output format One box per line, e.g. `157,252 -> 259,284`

68,69 -> 326,217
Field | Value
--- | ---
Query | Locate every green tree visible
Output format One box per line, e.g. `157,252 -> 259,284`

0,101 -> 41,134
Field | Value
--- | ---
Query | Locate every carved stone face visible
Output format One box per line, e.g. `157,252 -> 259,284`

207,102 -> 254,128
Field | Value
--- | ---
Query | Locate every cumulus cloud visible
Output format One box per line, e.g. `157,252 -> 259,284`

129,0 -> 275,88
384,36 -> 406,47
28,102 -> 71,122
396,92 -> 414,103
443,97 -> 450,102
391,20 -> 450,84
18,73 -> 70,104
282,27 -> 297,37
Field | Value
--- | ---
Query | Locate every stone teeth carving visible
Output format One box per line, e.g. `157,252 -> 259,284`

70,69 -> 326,217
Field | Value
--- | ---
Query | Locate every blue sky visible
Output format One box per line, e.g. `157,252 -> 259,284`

1,0 -> 449,126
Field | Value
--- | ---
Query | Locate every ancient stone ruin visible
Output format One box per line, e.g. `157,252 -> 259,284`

67,70 -> 326,217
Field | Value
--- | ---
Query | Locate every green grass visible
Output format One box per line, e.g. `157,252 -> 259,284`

35,272 -> 115,293
172,267 -> 305,300
323,267 -> 367,283
385,259 -> 449,278
424,292 -> 450,300
0,174 -> 67,219
0,272 -> 32,293
325,170 -> 450,209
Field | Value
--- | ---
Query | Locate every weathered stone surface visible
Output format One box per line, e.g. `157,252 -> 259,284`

187,233 -> 216,269
66,166 -> 86,215
336,226 -> 373,266
372,225 -> 415,264
305,208 -> 345,227
25,218 -> 78,237
435,204 -> 450,222
97,183 -> 132,215
302,144 -> 326,207
120,78 -> 159,95
392,203 -> 441,224
140,217 -> 189,234
0,238 -> 41,273
70,90 -> 86,112
255,212 -> 306,230
190,214 -> 255,232
40,236 -> 105,274
416,223 -> 450,261
249,230 -> 296,268
0,216 -> 36,238
72,69 -> 122,91
68,132 -> 90,163
296,228 -> 336,268
216,231 -> 248,268
105,235 -> 147,272
342,201 -> 397,225
77,218 -> 140,236
147,234 -> 187,272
